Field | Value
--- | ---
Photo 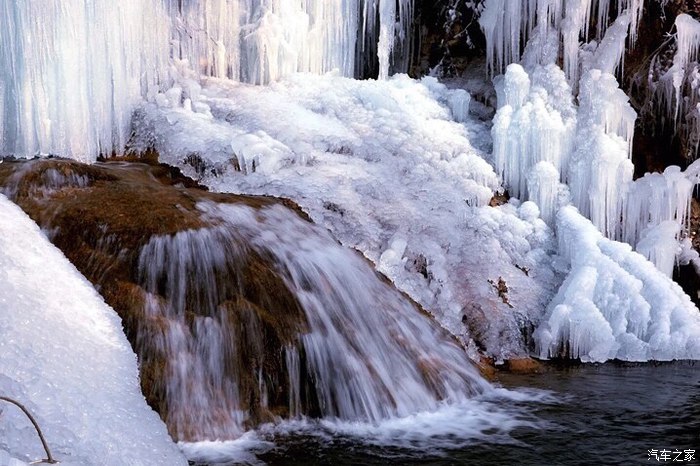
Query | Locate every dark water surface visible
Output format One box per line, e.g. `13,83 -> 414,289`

190,362 -> 700,465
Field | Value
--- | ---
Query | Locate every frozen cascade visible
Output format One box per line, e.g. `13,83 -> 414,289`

0,0 -> 169,161
130,69 -> 562,361
0,0 -> 413,160
136,200 -> 488,441
489,9 -> 700,361
534,206 -> 700,362
480,0 -> 645,79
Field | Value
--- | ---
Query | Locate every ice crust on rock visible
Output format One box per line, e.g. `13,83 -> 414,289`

535,206 -> 700,362
0,194 -> 185,465
130,70 -> 560,360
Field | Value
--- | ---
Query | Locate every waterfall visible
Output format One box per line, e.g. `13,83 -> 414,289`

0,0 -> 413,161
137,201 -> 486,441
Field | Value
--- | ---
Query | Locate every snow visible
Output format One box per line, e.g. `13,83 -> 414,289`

130,68 -> 560,360
535,206 -> 700,362
0,195 -> 185,465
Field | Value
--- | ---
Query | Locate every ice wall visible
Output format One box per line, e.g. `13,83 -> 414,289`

0,0 -> 413,160
0,0 -> 169,161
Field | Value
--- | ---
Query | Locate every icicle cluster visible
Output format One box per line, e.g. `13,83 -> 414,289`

491,63 -> 575,225
653,13 -> 700,158
0,0 -> 413,160
480,0 -> 645,80
0,0 -> 169,161
167,0 -> 411,85
492,15 -> 637,237
535,206 -> 700,362
568,68 -> 635,239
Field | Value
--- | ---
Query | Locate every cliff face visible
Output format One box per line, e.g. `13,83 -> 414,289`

412,0 -> 486,77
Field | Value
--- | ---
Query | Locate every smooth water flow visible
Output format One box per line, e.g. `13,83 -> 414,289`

137,201 -> 488,441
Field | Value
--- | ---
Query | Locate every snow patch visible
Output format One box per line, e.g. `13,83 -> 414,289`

0,195 -> 185,465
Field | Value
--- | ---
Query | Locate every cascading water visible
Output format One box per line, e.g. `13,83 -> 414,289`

137,200 -> 487,441
0,0 -> 413,161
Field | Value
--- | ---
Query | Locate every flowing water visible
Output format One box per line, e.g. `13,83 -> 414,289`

137,200 -> 490,440
182,362 -> 700,465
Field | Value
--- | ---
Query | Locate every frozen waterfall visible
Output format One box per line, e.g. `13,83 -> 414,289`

0,0 -> 413,161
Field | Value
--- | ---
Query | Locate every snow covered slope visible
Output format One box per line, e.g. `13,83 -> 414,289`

0,195 -> 185,465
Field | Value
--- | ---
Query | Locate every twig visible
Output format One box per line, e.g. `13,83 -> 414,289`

0,396 -> 57,464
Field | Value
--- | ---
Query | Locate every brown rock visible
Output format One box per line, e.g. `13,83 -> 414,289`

0,158 -> 311,441
501,357 -> 544,374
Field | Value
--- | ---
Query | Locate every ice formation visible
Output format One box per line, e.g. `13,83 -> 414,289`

491,63 -> 575,224
492,14 -> 637,237
488,4 -> 700,361
0,195 -> 185,465
652,13 -> 700,158
0,0 -> 169,161
568,68 -> 635,239
535,206 -> 700,362
130,69 -> 559,359
480,0 -> 645,79
0,0 -> 412,160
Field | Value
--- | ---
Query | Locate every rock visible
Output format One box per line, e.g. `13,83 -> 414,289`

0,158 -> 311,441
500,357 -> 543,374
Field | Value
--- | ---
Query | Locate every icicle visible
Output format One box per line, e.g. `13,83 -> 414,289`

0,0 -> 414,160
378,0 -> 397,80
480,0 -> 524,75
588,13 -> 631,76
527,161 -> 562,225
0,0 -> 169,160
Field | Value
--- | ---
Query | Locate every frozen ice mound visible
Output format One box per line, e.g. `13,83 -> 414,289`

534,206 -> 700,362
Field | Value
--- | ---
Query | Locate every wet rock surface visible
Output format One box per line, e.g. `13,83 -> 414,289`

0,158 -> 310,440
